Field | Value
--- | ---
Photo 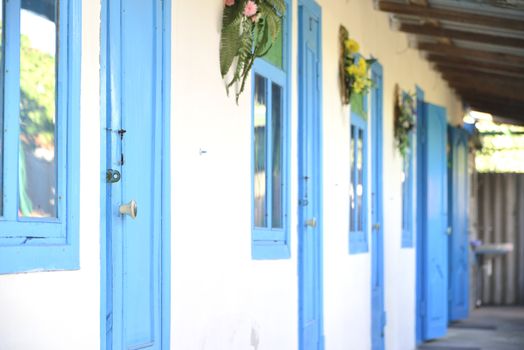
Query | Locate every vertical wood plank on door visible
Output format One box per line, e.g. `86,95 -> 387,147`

481,174 -> 492,304
516,175 -> 524,304
476,173 -> 524,306
505,174 -> 516,304
493,174 -> 503,305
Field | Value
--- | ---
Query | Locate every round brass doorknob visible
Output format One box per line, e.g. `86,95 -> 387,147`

119,200 -> 138,219
305,218 -> 317,228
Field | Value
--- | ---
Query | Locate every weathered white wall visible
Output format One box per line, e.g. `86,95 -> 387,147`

170,1 -> 462,350
320,1 -> 462,350
170,1 -> 298,348
0,1 -> 101,349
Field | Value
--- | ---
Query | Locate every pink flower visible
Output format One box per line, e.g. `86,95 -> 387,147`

243,0 -> 258,17
224,0 -> 235,6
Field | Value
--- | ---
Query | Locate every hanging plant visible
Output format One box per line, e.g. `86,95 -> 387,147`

220,0 -> 286,103
394,85 -> 416,158
339,26 -> 375,105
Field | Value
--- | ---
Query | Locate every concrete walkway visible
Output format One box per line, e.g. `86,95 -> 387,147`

418,306 -> 524,350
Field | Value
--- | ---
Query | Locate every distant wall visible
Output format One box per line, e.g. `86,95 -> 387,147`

476,173 -> 524,305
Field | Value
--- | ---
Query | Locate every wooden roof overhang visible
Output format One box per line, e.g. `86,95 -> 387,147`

375,0 -> 524,125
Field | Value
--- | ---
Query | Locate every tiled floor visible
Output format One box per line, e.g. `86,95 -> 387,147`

418,306 -> 524,350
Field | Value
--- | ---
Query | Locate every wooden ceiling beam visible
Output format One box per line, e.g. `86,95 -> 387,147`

465,103 -> 524,122
450,82 -> 524,102
439,66 -> 524,83
455,87 -> 524,105
426,54 -> 524,74
399,23 -> 524,48
417,42 -> 524,66
464,97 -> 524,112
377,0 -> 524,31
442,71 -> 524,88
434,63 -> 524,79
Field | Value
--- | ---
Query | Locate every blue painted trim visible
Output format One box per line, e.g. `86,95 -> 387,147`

370,61 -> 385,350
99,0 -> 110,347
349,103 -> 369,254
0,0 -> 81,274
251,0 -> 291,260
447,126 -> 469,322
161,0 -> 172,346
297,1 -> 325,348
99,0 -> 171,348
415,85 -> 425,345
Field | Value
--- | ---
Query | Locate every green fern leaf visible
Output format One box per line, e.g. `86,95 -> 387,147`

220,20 -> 242,77
259,2 -> 281,41
254,19 -> 271,57
265,0 -> 286,15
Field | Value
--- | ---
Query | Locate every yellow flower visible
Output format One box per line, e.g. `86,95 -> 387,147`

357,59 -> 367,76
346,64 -> 359,76
344,39 -> 360,54
353,83 -> 363,94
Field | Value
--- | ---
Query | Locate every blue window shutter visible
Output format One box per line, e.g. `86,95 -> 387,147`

251,1 -> 291,260
349,106 -> 369,254
0,0 -> 81,274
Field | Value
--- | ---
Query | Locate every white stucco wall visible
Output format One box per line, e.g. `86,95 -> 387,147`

319,2 -> 461,350
170,1 -> 462,350
0,1 -> 463,350
0,1 -> 101,349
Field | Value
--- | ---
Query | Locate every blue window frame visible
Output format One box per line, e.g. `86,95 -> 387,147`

251,2 -> 290,260
349,102 -> 369,254
0,0 -> 81,274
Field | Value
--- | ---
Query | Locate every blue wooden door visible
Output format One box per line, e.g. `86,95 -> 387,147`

105,0 -> 166,349
448,127 -> 469,321
370,64 -> 385,350
416,103 -> 449,341
298,1 -> 324,349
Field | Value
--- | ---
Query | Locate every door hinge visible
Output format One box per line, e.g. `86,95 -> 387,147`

382,311 -> 387,328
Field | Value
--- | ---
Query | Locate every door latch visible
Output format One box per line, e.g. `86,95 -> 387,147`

305,218 -> 317,228
106,169 -> 121,183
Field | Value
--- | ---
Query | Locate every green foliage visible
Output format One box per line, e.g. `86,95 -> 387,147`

20,34 -> 56,150
394,88 -> 416,159
220,0 -> 286,103
350,92 -> 365,119
475,121 -> 524,173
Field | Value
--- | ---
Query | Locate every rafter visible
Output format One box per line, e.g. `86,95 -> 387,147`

377,0 -> 524,31
426,55 -> 524,75
450,81 -> 524,102
439,66 -> 524,83
399,23 -> 524,48
417,43 -> 524,66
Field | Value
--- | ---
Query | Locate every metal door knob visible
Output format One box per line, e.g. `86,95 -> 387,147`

373,223 -> 381,231
119,200 -> 138,219
305,218 -> 317,228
